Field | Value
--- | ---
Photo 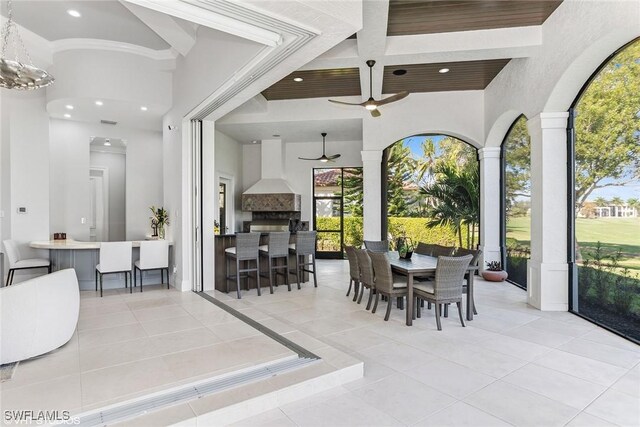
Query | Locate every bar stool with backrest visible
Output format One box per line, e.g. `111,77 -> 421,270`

2,240 -> 50,286
259,231 -> 290,293
413,255 -> 472,330
344,245 -> 360,301
354,249 -> 376,310
96,241 -> 133,297
364,240 -> 388,253
368,251 -> 409,321
225,233 -> 261,299
289,231 -> 318,289
134,240 -> 170,292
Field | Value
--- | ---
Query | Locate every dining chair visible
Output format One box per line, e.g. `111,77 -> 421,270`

413,255 -> 472,330
225,233 -> 261,298
96,241 -> 133,297
344,245 -> 360,301
368,251 -> 408,321
364,240 -> 389,253
134,240 -> 170,292
354,249 -> 376,310
455,247 -> 482,315
2,240 -> 51,286
259,232 -> 290,293
431,244 -> 455,257
289,231 -> 318,289
414,242 -> 437,256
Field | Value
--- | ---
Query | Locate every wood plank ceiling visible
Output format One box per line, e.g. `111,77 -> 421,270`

262,68 -> 361,101
387,0 -> 563,36
383,59 -> 511,94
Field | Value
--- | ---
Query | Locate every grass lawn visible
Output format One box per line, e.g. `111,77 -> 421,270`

506,216 -> 640,271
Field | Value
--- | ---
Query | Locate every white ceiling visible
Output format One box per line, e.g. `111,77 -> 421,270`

3,0 -> 171,49
216,118 -> 363,144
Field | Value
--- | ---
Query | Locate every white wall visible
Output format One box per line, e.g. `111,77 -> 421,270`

90,151 -> 126,241
50,119 -> 162,241
214,130 -> 244,233
0,89 -> 51,283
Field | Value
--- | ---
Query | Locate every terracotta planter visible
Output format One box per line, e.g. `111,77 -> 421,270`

482,270 -> 508,282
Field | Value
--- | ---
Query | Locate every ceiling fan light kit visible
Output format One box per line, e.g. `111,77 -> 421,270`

299,132 -> 341,163
328,59 -> 408,117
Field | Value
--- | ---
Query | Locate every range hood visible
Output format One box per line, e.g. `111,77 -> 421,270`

242,139 -> 301,212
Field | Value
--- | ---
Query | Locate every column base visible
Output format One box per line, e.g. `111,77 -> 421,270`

527,260 -> 568,311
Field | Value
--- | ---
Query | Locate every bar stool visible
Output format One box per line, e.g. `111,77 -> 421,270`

259,232 -> 290,293
96,242 -> 133,297
134,240 -> 170,292
289,231 -> 317,289
2,240 -> 50,286
225,233 -> 261,299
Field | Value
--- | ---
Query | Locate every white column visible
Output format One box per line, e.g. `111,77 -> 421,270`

527,112 -> 569,311
361,150 -> 383,241
478,147 -> 502,269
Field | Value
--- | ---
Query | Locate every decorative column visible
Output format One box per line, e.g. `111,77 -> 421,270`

361,150 -> 383,241
478,147 -> 502,269
527,112 -> 569,311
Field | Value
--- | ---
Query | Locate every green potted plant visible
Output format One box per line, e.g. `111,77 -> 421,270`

150,206 -> 169,239
396,237 -> 414,259
482,260 -> 508,282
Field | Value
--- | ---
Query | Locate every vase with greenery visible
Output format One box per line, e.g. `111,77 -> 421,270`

150,206 -> 169,239
395,236 -> 414,259
482,260 -> 508,282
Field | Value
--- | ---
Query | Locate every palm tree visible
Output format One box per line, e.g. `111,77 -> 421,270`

420,161 -> 480,248
611,196 -> 624,206
593,197 -> 609,207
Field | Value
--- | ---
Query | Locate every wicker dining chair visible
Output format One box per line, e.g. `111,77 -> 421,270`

368,251 -> 408,321
431,244 -> 455,257
415,242 -> 437,256
413,255 -> 472,330
363,240 -> 389,253
455,247 -> 482,315
344,245 -> 360,301
354,249 -> 376,310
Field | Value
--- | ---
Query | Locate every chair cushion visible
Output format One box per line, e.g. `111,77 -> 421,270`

392,274 -> 407,288
414,282 -> 435,294
15,258 -> 50,268
259,245 -> 269,252
224,247 -> 236,254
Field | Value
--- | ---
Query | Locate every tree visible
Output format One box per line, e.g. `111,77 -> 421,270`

611,196 -> 624,206
338,168 -> 363,216
386,142 -> 418,216
420,161 -> 480,248
504,117 -> 531,214
593,197 -> 609,207
627,198 -> 639,208
574,39 -> 640,211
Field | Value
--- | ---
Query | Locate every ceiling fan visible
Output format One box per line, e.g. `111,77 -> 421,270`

329,60 -> 408,117
299,132 -> 341,162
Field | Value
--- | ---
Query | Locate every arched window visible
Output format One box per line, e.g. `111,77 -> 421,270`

501,116 -> 531,289
382,135 -> 479,249
569,38 -> 640,342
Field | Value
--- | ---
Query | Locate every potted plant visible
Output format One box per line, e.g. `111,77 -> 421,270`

150,206 -> 169,239
482,261 -> 508,282
396,237 -> 414,259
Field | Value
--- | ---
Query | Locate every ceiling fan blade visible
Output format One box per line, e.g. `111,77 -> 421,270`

327,154 -> 341,160
374,91 -> 409,106
328,99 -> 366,107
298,156 -> 322,161
370,109 -> 382,118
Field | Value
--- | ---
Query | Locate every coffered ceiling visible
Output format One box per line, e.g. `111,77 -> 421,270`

387,0 -> 563,36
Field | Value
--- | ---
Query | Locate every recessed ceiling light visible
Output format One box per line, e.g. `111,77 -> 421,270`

392,69 -> 407,76
140,106 -> 148,111
272,134 -> 280,138
67,9 -> 81,18
63,113 -> 71,118
95,100 -> 103,106
104,142 -> 111,146
65,104 -> 74,110
293,77 -> 303,82
439,68 -> 450,74
252,140 -> 258,144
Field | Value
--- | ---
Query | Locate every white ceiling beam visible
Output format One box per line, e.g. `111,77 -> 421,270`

356,0 -> 389,100
122,0 -> 282,47
120,1 -> 196,56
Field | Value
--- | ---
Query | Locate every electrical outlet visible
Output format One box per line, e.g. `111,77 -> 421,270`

173,266 -> 177,274
81,217 -> 86,224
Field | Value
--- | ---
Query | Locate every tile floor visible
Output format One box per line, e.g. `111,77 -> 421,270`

2,259 -> 639,427
0,284 -> 297,414
213,260 -> 640,427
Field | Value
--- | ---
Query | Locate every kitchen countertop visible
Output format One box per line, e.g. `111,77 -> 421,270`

30,240 -> 174,250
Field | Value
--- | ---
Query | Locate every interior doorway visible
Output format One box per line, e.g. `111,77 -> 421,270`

89,168 -> 109,242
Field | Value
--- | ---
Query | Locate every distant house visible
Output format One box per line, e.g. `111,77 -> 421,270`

579,202 -> 638,218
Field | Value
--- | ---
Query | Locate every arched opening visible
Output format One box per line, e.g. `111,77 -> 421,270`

501,115 -> 531,289
381,134 -> 479,250
569,37 -> 640,342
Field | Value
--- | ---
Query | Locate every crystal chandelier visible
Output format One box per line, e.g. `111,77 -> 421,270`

0,0 -> 54,90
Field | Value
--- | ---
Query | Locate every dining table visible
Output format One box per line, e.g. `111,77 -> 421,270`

388,252 -> 478,326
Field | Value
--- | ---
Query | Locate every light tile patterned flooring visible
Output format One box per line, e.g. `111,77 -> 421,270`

1,260 -> 639,427
216,260 -> 640,427
0,284 -> 297,414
